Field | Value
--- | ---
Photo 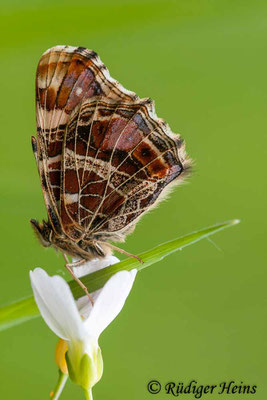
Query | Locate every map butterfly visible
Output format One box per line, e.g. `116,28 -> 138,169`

31,45 -> 191,296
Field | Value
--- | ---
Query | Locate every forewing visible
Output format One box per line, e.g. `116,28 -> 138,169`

62,97 -> 189,241
34,45 -> 137,235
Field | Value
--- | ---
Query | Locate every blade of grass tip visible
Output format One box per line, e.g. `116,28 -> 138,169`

70,219 -> 240,299
0,219 -> 239,332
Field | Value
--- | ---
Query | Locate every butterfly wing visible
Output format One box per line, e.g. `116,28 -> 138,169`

35,45 -> 190,244
62,97 -> 190,242
35,45 -> 137,236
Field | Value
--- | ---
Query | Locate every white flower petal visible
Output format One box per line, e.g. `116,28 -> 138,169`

73,255 -> 120,278
75,255 -> 120,319
84,269 -> 137,338
77,289 -> 101,320
30,268 -> 86,341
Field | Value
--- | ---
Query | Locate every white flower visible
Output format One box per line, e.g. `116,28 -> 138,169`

30,256 -> 136,398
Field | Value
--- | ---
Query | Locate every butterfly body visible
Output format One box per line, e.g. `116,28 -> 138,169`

30,218 -> 110,260
32,45 -> 190,262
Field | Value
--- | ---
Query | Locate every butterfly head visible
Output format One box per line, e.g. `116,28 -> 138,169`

30,219 -> 52,248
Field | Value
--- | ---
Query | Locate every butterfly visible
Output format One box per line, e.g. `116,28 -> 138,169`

31,45 -> 191,295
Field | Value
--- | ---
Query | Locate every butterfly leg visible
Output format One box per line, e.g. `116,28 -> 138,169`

62,254 -> 94,305
98,242 -> 144,264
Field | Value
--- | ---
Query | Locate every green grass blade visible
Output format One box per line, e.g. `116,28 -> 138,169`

0,219 -> 239,332
0,297 -> 39,332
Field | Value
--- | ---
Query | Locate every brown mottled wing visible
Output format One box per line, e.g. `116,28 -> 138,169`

62,96 -> 188,242
35,45 -> 137,236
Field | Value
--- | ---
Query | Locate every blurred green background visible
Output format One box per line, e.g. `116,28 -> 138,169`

0,0 -> 266,399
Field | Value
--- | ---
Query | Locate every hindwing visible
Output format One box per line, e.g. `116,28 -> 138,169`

34,45 -> 190,242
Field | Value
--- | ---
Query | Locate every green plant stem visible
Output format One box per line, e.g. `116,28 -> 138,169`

51,371 -> 68,400
83,389 -> 93,400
